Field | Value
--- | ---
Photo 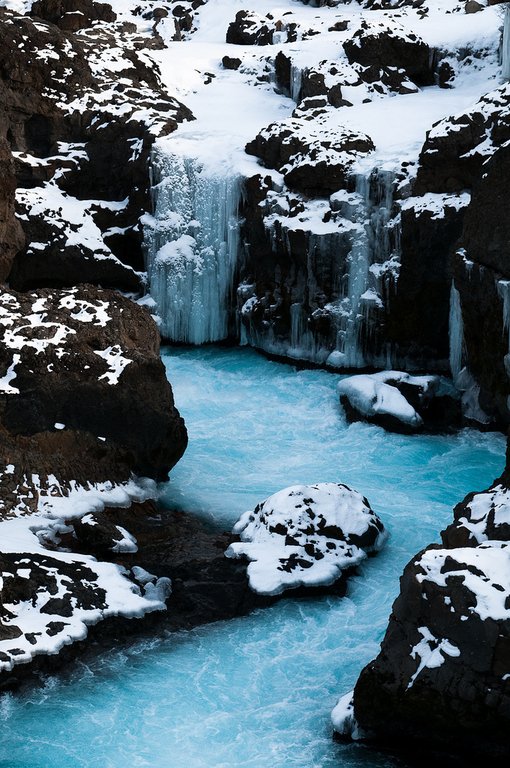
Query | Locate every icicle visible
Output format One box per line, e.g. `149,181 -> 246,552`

449,281 -> 465,381
502,6 -> 510,82
144,145 -> 243,344
290,64 -> 303,102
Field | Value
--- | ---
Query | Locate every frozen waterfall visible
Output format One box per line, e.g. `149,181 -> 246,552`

327,169 -> 396,369
503,6 -> 510,82
144,140 -> 243,344
449,280 -> 465,381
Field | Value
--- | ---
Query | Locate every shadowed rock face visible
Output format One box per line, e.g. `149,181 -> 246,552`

343,21 -> 433,87
349,455 -> 510,763
0,284 -> 187,490
0,137 -> 24,283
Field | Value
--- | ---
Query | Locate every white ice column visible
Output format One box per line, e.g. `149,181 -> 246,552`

328,169 -> 394,369
449,280 -> 465,380
144,141 -> 243,344
503,6 -> 510,81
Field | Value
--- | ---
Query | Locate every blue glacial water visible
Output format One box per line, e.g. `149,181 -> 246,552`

0,346 -> 505,768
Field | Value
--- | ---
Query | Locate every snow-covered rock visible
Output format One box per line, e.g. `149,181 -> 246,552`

338,371 -> 461,433
226,483 -> 387,596
442,483 -> 510,548
340,462 -> 510,761
246,110 -> 375,196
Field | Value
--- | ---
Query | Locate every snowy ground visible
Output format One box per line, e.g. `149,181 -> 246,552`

148,0 -> 502,170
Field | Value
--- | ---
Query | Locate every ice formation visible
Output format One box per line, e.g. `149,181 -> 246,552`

449,281 -> 465,381
144,140 -> 243,344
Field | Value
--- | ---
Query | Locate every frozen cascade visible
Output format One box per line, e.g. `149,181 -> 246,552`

449,280 -> 465,381
503,5 -> 510,81
144,141 -> 243,344
241,168 -> 396,367
327,169 -> 395,369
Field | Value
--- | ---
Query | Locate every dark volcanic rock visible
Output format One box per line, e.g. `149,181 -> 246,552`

246,110 -> 374,196
111,504 -> 273,630
352,538 -> 510,762
0,284 -> 187,491
449,142 -> 510,427
226,10 -> 273,45
0,8 -> 191,288
386,195 -> 467,370
343,21 -> 433,86
31,0 -> 117,30
0,137 -> 24,282
343,461 -> 510,763
442,482 -> 510,548
414,84 -> 510,195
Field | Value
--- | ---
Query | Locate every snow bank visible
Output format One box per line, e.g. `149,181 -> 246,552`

226,483 -> 387,596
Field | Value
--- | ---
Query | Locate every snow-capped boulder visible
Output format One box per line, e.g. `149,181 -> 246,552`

225,483 -> 387,596
343,20 -> 433,86
226,10 -> 277,46
246,110 -> 374,195
338,371 -> 461,434
442,484 -> 510,548
338,461 -> 510,762
414,84 -> 510,195
347,539 -> 510,760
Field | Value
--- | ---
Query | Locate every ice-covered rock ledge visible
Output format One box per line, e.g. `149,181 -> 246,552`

333,467 -> 510,763
338,371 -> 461,434
226,483 -> 387,596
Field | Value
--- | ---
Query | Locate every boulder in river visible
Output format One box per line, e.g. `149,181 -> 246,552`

226,483 -> 387,596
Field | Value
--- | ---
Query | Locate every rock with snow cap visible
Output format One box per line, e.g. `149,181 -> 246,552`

0,7 -> 191,288
246,110 -> 375,196
0,284 -> 187,489
343,20 -> 433,86
337,462 -> 510,762
346,539 -> 510,761
442,483 -> 510,548
226,483 -> 387,596
338,371 -> 461,434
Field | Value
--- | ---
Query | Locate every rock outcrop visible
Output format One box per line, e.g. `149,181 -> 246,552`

0,284 -> 187,489
0,7 -> 191,291
337,461 -> 510,763
338,371 -> 461,434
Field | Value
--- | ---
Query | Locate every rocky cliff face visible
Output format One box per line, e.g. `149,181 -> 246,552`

344,458 -> 510,762
0,4 -> 191,291
232,2 -> 508,401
